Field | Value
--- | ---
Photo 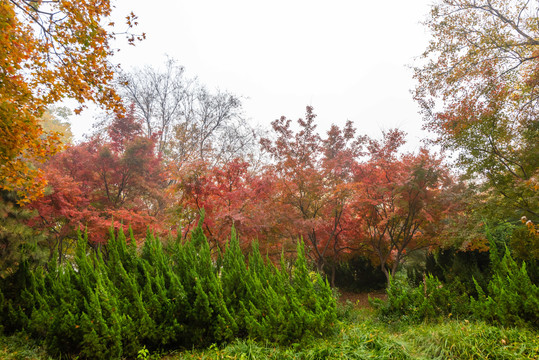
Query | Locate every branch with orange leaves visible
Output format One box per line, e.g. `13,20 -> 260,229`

0,0 -> 144,203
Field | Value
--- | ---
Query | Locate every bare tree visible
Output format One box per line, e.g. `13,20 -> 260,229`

118,58 -> 258,166
118,58 -> 192,153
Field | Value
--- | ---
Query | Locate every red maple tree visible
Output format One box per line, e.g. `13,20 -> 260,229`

352,129 -> 459,283
29,107 -> 167,260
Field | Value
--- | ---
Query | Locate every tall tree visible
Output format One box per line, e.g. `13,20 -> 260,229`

118,59 -> 258,164
352,130 -> 459,284
29,108 -> 166,258
414,0 -> 539,228
0,0 -> 143,203
260,107 -> 365,280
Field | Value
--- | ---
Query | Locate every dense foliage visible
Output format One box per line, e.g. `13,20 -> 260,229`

0,218 -> 336,359
1,312 -> 538,360
374,240 -> 538,328
0,0 -> 143,202
1,0 -> 538,358
415,0 -> 539,234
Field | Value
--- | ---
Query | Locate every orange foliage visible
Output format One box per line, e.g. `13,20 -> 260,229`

170,159 -> 276,253
351,129 -> 462,282
29,108 -> 166,249
0,0 -> 143,203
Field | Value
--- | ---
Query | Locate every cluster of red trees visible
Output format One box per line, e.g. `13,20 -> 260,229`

29,106 -> 464,283
3,0 -> 537,288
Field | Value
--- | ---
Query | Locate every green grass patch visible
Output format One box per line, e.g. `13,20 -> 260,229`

1,308 -> 538,359
160,309 -> 539,360
0,332 -> 53,360
405,321 -> 539,360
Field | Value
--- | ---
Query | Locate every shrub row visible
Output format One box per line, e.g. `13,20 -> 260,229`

373,241 -> 538,328
0,219 -> 337,359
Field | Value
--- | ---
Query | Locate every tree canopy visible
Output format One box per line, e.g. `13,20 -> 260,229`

415,0 -> 539,231
0,0 -> 143,203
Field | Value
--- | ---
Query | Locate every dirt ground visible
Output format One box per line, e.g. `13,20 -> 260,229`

337,290 -> 387,308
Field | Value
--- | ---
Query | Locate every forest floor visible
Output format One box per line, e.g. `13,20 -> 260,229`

337,289 -> 387,308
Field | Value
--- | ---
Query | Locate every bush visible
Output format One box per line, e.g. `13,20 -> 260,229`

510,225 -> 539,284
470,243 -> 539,328
424,248 -> 491,297
0,218 -> 337,359
371,272 -> 460,323
374,230 -> 538,328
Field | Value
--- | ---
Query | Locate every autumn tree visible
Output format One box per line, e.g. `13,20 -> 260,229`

172,159 -> 274,252
352,129 -> 459,284
118,59 -> 258,165
260,107 -> 365,281
415,0 -> 539,231
29,107 -> 166,259
0,0 -> 143,202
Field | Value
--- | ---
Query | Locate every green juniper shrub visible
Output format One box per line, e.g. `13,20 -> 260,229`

219,227 -> 251,337
0,216 -> 338,359
374,226 -> 538,327
0,190 -> 48,278
293,242 -> 335,340
510,225 -> 539,284
223,237 -> 337,344
0,261 -> 33,333
425,248 -> 491,299
170,220 -> 236,346
371,272 -> 457,323
470,241 -> 539,328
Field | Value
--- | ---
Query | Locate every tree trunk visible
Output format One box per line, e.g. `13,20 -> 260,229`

381,264 -> 390,287
330,261 -> 336,288
316,257 -> 325,273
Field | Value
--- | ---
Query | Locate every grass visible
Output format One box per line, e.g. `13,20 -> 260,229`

0,332 -> 54,360
405,320 -> 539,359
1,306 -> 538,359
160,305 -> 539,360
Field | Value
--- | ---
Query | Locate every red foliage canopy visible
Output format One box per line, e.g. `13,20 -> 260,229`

29,107 -> 167,256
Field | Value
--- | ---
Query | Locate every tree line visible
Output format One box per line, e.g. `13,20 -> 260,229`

0,0 -> 537,288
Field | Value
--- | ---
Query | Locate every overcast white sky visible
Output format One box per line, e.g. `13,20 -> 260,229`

68,0 -> 434,150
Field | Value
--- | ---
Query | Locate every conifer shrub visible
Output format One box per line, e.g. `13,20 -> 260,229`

371,272 -> 458,323
374,230 -> 538,328
470,243 -> 539,328
510,225 -> 539,284
424,248 -> 491,297
0,217 -> 337,359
